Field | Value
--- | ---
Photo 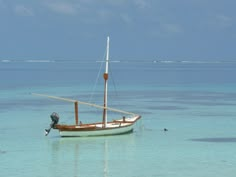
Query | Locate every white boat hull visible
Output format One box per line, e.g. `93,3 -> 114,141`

59,123 -> 135,137
56,116 -> 141,137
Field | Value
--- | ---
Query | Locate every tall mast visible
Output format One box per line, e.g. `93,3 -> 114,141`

103,36 -> 109,128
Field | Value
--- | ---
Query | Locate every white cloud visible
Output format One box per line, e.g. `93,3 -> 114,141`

150,23 -> 183,38
44,1 -> 79,15
14,5 -> 34,16
120,13 -> 133,24
133,0 -> 150,9
0,0 -> 7,9
215,14 -> 233,29
161,23 -> 183,34
206,14 -> 233,31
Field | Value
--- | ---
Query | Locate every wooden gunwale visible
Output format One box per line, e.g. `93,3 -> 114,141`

54,115 -> 141,132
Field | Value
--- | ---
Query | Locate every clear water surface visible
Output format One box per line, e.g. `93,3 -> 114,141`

1,59 -> 236,177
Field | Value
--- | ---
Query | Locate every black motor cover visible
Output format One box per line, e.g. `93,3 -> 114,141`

50,112 -> 59,125
45,112 -> 60,136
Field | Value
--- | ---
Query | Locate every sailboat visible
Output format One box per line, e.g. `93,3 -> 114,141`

33,37 -> 141,137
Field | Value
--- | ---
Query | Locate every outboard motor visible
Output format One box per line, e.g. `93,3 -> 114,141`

45,112 -> 59,136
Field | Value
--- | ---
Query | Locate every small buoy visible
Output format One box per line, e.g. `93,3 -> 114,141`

164,128 -> 168,131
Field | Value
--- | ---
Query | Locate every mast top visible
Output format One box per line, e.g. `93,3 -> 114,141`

105,36 -> 110,74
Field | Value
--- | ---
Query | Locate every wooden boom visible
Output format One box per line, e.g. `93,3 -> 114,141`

32,93 -> 137,116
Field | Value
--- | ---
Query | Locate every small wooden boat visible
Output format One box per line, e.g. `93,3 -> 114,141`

33,37 -> 141,137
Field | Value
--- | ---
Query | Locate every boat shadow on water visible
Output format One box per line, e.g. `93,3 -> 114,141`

190,137 -> 236,143
0,150 -> 7,154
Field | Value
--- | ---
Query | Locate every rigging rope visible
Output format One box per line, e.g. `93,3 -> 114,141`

109,62 -> 118,98
88,50 -> 106,103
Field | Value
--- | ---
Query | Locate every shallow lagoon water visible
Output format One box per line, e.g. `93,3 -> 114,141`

1,60 -> 236,177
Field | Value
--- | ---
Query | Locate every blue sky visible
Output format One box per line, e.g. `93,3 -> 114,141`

0,0 -> 235,61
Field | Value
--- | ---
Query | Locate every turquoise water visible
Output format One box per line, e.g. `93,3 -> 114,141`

1,60 -> 236,176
